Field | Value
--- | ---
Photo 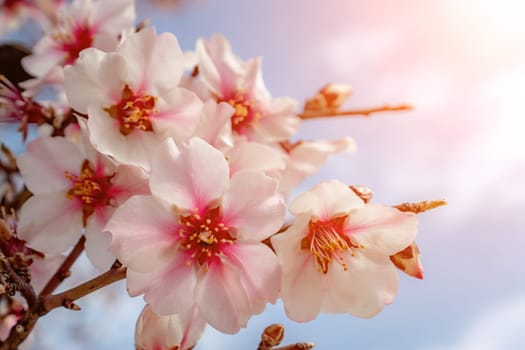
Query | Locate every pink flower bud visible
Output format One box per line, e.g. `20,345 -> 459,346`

390,242 -> 424,279
135,305 -> 206,350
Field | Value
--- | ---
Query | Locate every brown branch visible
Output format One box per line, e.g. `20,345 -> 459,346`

274,343 -> 315,350
40,263 -> 126,313
39,235 -> 86,296
393,199 -> 447,214
299,103 -> 412,120
0,263 -> 126,349
0,252 -> 36,308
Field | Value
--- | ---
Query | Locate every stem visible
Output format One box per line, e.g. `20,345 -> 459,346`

299,103 -> 412,120
274,344 -> 315,350
393,199 -> 447,214
39,235 -> 86,296
0,252 -> 36,308
0,263 -> 126,349
40,263 -> 126,313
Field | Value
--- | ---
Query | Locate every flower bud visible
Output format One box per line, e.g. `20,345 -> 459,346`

390,242 -> 424,279
135,305 -> 206,350
304,83 -> 352,112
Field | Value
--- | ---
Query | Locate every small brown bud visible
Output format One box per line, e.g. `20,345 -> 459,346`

259,324 -> 285,350
349,185 -> 373,203
390,242 -> 424,279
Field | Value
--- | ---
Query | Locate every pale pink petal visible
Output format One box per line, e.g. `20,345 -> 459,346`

252,97 -> 300,142
221,171 -> 284,241
271,214 -> 324,322
228,142 -> 285,177
325,252 -> 398,318
193,100 -> 234,151
117,27 -> 184,92
64,48 -> 115,113
91,0 -> 135,36
290,180 -> 364,219
180,75 -> 212,102
127,256 -> 196,315
195,260 -> 251,334
150,138 -> 229,211
17,137 -> 83,194
111,164 -> 151,204
21,36 -> 65,77
87,106 -> 164,170
241,57 -> 271,102
270,213 -> 309,271
18,192 -> 82,254
223,241 -> 280,314
346,205 -> 418,255
135,305 -> 206,350
85,214 -> 115,269
279,137 -> 357,196
281,253 -> 324,322
107,195 -> 178,273
154,87 -> 203,143
196,34 -> 242,97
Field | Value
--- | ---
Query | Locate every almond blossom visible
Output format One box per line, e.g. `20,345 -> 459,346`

107,137 -> 285,334
16,133 -> 149,268
135,305 -> 206,350
278,137 -> 357,198
271,180 -> 418,322
196,34 -> 299,143
64,27 -> 203,170
0,0 -> 57,35
21,0 -> 135,90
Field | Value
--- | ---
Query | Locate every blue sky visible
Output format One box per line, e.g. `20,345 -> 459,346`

2,0 -> 525,349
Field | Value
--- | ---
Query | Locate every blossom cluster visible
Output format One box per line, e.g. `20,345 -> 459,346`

0,0 -> 430,348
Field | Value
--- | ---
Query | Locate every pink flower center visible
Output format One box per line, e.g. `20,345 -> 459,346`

301,215 -> 361,273
54,22 -> 94,65
64,159 -> 115,226
220,91 -> 261,135
104,85 -> 158,136
177,207 -> 236,268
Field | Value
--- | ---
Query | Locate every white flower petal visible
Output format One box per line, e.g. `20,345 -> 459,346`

117,27 -> 184,92
17,137 -> 83,194
107,195 -> 178,272
228,142 -> 285,177
221,171 -> 284,241
150,138 -> 229,211
195,260 -> 251,334
85,214 -> 115,269
127,257 -> 196,316
325,252 -> 398,318
223,241 -> 281,314
64,48 -> 113,113
18,193 -> 83,254
346,205 -> 418,255
290,180 -> 364,219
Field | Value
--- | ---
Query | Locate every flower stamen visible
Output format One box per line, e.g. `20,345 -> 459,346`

301,215 -> 360,273
219,90 -> 261,134
104,85 -> 158,136
178,206 -> 235,268
64,159 -> 115,226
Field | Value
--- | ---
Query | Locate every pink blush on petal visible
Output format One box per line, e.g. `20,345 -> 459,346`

55,23 -> 94,65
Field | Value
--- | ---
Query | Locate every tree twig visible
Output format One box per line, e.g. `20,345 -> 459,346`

39,235 -> 86,296
40,263 -> 126,313
299,103 -> 412,120
274,343 -> 315,350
